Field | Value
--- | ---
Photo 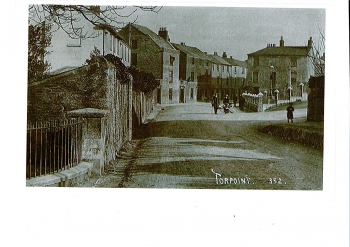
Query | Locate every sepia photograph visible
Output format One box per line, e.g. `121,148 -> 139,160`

1,0 -> 348,246
26,5 -> 325,190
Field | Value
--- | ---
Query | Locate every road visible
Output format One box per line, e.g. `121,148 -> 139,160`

91,103 -> 323,190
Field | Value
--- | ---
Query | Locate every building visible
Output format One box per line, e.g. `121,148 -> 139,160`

222,52 -> 247,98
172,42 -> 212,103
45,20 -> 131,74
207,52 -> 233,100
118,24 -> 180,104
246,36 -> 314,100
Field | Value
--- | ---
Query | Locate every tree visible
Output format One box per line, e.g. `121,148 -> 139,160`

308,28 -> 325,76
28,5 -> 162,39
28,22 -> 52,83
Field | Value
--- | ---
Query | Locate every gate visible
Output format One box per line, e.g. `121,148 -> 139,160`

26,118 -> 83,179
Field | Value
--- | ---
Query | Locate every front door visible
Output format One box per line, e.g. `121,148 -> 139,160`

180,88 -> 185,103
157,88 -> 161,104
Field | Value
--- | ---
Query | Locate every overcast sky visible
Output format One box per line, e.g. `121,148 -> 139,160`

131,6 -> 325,61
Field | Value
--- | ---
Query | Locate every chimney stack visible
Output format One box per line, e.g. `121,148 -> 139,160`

214,52 -> 218,56
158,27 -> 170,42
222,52 -> 227,58
308,37 -> 313,49
280,36 -> 284,47
180,42 -> 185,45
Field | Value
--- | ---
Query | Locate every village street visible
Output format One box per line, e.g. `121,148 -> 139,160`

82,102 -> 323,190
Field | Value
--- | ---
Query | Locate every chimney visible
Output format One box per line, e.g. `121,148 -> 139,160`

280,36 -> 284,47
308,37 -> 313,49
273,44 -> 276,47
230,56 -> 233,59
214,52 -> 218,56
204,52 -> 207,54
180,42 -> 185,45
222,52 -> 227,58
158,27 -> 170,41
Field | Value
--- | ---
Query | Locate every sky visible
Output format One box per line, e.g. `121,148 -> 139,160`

129,6 -> 325,61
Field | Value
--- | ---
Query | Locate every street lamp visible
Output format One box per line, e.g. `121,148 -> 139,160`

269,65 -> 274,101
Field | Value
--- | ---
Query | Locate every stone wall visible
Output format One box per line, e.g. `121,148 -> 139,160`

28,59 -> 133,170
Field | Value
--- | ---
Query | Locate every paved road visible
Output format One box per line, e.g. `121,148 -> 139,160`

88,103 -> 323,190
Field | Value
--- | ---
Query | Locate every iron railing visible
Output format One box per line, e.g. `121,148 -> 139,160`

26,118 -> 83,179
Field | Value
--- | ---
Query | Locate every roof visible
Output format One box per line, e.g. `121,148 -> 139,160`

124,23 -> 176,50
207,54 -> 231,66
172,43 -> 211,60
223,57 -> 247,68
248,46 -> 310,57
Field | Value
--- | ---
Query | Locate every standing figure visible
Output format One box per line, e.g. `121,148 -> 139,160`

286,103 -> 294,123
212,93 -> 219,114
239,95 -> 245,111
233,94 -> 237,107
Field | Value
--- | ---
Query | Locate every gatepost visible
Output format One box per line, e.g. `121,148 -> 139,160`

67,108 -> 108,175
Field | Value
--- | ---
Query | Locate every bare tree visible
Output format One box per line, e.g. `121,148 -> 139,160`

28,5 -> 162,39
308,27 -> 325,76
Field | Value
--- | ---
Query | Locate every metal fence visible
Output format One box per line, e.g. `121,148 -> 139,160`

26,118 -> 83,179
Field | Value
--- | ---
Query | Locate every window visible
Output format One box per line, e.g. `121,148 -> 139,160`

217,65 -> 219,71
169,88 -> 173,101
190,88 -> 194,99
191,57 -> 195,65
170,56 -> 175,66
169,71 -> 173,83
253,71 -> 259,84
67,28 -> 82,47
253,57 -> 259,67
113,38 -> 117,54
131,40 -> 137,49
131,53 -> 137,66
291,57 -> 297,67
190,72 -> 194,82
110,34 -> 113,51
242,68 -> 245,74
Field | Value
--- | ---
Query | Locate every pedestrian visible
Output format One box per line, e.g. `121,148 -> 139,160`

286,102 -> 294,123
239,95 -> 245,111
233,94 -> 237,107
212,93 -> 219,114
223,94 -> 229,113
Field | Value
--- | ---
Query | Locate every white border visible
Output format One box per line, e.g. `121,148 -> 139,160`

1,0 -> 348,246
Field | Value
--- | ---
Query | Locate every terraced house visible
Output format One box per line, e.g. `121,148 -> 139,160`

118,24 -> 180,104
172,42 -> 212,103
246,36 -> 314,99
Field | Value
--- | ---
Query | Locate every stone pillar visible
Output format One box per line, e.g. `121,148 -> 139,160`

67,108 -> 108,175
258,92 -> 263,112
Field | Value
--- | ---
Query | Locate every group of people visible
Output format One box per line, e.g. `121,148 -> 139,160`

211,92 -> 295,123
211,93 -> 245,114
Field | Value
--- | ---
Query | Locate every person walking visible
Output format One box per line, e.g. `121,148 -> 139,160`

212,93 -> 219,114
286,102 -> 294,123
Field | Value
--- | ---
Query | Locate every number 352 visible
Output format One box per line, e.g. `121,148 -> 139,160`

268,178 -> 285,184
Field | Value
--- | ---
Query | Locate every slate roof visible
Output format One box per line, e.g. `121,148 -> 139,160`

172,43 -> 211,60
248,46 -> 310,57
223,57 -> 247,68
126,23 -> 176,50
207,54 -> 231,66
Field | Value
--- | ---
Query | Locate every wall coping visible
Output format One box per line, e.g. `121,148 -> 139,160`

67,108 -> 109,118
26,162 -> 93,187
